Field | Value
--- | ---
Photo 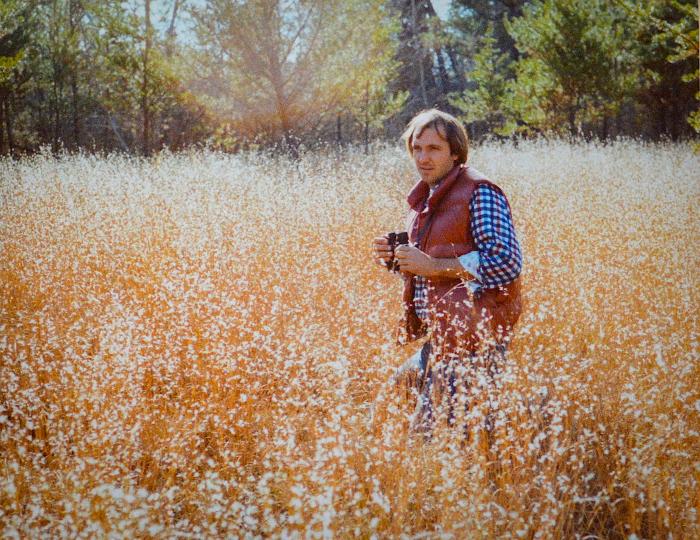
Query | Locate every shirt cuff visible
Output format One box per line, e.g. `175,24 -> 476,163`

457,250 -> 481,293
458,251 -> 483,293
457,251 -> 482,282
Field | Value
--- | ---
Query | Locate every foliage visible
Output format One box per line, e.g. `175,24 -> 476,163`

448,0 -> 528,60
0,0 -> 698,153
0,1 -> 31,85
503,0 -> 638,136
449,26 -> 517,136
0,0 -> 209,154
620,0 -> 698,136
191,0 -> 403,149
0,0 -> 35,153
449,0 -> 698,140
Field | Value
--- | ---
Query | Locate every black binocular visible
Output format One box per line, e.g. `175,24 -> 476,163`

385,231 -> 409,272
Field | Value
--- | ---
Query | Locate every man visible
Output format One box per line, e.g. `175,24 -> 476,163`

372,109 -> 522,437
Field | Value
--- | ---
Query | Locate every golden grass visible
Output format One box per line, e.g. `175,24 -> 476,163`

1,140 -> 699,538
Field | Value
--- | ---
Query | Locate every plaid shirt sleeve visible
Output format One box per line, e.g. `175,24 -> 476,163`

468,184 -> 522,288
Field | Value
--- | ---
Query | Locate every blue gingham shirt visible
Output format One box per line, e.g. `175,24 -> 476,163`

414,183 -> 522,321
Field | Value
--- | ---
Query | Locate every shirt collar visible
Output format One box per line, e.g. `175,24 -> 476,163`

407,164 -> 464,213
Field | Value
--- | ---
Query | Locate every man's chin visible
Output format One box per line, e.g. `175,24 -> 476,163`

419,171 -> 435,183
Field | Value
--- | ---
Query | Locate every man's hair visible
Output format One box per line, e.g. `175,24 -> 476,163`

402,109 -> 469,165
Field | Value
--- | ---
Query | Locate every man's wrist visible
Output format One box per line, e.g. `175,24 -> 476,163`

428,257 -> 476,280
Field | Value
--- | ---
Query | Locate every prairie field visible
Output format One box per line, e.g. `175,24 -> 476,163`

1,140 -> 699,539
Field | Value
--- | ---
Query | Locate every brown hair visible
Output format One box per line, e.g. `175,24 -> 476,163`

402,109 -> 469,165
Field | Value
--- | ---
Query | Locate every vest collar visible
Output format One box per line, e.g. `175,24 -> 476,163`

407,164 -> 464,212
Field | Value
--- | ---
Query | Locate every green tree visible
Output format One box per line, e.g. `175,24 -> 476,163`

504,0 -> 638,136
449,26 -> 516,137
191,0 -> 403,152
0,0 -> 210,155
449,0 -> 529,61
327,1 -> 406,151
386,0 -> 465,131
0,0 -> 34,154
621,0 -> 698,138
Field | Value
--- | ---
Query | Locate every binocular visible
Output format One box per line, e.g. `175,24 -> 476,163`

385,231 -> 409,272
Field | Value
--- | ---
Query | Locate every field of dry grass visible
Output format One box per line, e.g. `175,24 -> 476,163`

1,140 -> 699,538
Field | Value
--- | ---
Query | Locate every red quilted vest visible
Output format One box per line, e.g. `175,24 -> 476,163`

397,164 -> 522,361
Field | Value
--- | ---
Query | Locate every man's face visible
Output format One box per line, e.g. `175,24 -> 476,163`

411,126 -> 458,186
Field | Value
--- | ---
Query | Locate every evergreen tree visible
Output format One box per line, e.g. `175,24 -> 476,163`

504,0 -> 638,136
449,26 -> 516,137
449,0 -> 529,62
387,0 -> 464,132
622,0 -> 698,139
0,0 -> 34,154
191,0 -> 403,151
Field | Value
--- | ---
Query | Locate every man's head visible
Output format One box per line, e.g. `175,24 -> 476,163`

402,109 -> 469,186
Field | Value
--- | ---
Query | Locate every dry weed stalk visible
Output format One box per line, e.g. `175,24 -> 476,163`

0,140 -> 698,538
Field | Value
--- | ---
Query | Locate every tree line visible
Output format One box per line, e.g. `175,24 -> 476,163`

0,0 -> 697,156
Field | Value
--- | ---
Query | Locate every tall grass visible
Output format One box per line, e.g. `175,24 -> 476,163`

1,140 -> 698,538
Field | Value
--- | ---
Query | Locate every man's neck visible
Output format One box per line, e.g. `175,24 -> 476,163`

428,174 -> 447,192
426,165 -> 457,190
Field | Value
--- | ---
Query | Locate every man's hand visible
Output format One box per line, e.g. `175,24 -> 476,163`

394,245 -> 435,276
372,236 -> 393,268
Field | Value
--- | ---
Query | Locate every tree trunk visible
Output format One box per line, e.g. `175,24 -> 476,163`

109,114 -> 130,152
0,95 -> 5,155
269,51 -> 297,156
70,0 -> 81,150
412,0 -> 428,106
568,99 -> 578,139
274,89 -> 296,156
5,93 -> 15,154
601,113 -> 609,141
655,102 -> 666,140
364,79 -> 369,154
435,47 -> 450,94
336,113 -> 342,146
419,55 -> 428,106
670,99 -> 679,141
52,80 -> 62,153
71,75 -> 80,149
51,0 -> 60,153
445,45 -> 467,90
36,89 -> 51,146
142,0 -> 151,156
166,0 -> 180,57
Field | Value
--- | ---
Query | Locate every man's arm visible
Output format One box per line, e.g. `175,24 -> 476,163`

469,184 -> 522,287
393,245 -> 479,280
394,184 -> 522,284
